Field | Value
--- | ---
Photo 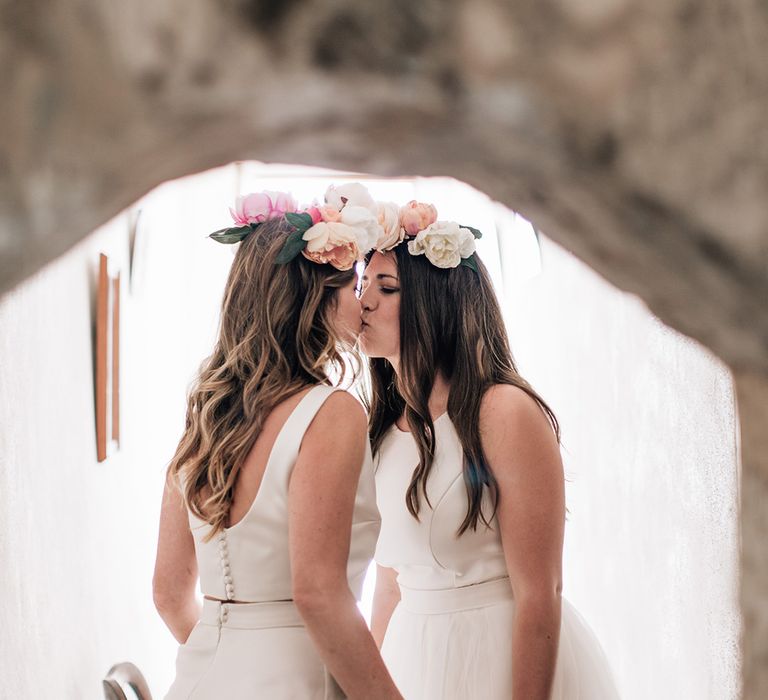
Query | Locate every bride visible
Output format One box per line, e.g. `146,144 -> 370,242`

357,196 -> 621,699
152,188 -> 401,699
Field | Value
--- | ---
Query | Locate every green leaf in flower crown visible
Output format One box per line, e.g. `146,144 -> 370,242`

460,254 -> 479,272
285,212 -> 314,234
275,229 -> 308,264
208,225 -> 253,244
460,224 -> 483,239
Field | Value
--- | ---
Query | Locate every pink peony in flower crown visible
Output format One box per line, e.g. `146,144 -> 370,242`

209,182 -> 482,272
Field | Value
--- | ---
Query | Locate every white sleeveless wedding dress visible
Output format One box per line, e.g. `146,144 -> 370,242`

164,385 -> 380,700
375,413 -> 621,699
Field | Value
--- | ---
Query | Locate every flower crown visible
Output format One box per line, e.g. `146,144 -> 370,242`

208,182 -> 482,272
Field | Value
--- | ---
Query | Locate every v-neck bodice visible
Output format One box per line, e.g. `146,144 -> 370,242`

374,415 -> 508,590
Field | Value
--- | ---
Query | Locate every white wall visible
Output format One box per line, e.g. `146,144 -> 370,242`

500,235 -> 741,699
0,166 -> 239,698
0,165 -> 740,698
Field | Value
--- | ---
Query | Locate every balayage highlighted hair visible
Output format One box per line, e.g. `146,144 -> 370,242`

167,217 -> 357,539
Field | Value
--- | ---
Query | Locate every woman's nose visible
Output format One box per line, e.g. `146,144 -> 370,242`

358,287 -> 372,310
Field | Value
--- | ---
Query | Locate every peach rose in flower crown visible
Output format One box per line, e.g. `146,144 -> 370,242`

399,200 -> 438,236
302,221 -> 360,271
230,191 -> 299,225
375,201 -> 405,251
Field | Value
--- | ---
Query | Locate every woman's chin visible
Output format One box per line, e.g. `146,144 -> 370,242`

358,336 -> 373,356
358,340 -> 385,359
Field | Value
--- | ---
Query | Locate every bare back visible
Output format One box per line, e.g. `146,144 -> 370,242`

226,386 -> 314,528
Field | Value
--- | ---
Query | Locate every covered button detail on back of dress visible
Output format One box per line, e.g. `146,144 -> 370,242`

217,530 -> 235,600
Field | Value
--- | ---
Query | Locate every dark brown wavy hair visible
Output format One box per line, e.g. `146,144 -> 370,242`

366,244 -> 560,535
167,217 -> 358,539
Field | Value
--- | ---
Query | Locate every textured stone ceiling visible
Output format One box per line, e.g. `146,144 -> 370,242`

2,0 -> 766,372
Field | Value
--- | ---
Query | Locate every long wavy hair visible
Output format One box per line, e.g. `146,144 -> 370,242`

167,217 -> 358,539
366,244 -> 560,535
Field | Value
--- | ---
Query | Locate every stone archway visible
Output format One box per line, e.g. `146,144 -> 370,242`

2,1 -> 766,696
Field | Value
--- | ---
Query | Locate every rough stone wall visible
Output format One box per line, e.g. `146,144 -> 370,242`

2,1 -> 766,696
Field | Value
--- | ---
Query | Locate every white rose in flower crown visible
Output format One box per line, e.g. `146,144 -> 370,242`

324,182 -> 377,213
407,221 -> 476,269
375,201 -> 405,251
339,205 -> 379,256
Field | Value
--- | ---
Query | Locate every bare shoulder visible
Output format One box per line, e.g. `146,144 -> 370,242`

317,389 -> 366,424
480,383 -> 552,433
304,389 -> 367,444
293,389 -> 368,490
479,384 -> 560,473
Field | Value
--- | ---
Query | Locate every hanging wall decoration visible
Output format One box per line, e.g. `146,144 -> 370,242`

128,208 -> 146,296
95,254 -> 120,462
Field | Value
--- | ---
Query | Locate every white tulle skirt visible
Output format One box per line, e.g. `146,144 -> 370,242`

381,577 -> 620,700
164,599 -> 343,700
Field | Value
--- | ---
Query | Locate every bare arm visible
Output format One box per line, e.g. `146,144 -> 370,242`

289,392 -> 402,700
481,385 -> 565,700
153,477 -> 201,643
370,565 -> 401,648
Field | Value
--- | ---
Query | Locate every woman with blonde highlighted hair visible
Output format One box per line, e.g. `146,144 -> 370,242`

153,186 -> 402,700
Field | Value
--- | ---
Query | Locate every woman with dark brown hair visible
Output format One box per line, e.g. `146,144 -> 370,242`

153,186 -> 402,700
359,204 -> 620,699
